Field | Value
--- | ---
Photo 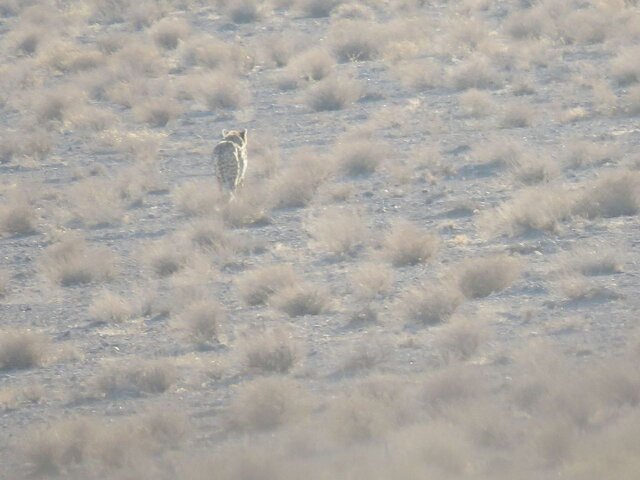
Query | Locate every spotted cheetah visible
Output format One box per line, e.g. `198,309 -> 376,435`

212,129 -> 248,200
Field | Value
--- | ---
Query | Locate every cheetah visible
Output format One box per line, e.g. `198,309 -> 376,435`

212,129 -> 248,200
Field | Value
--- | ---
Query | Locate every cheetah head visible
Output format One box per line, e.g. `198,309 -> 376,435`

221,129 -> 247,146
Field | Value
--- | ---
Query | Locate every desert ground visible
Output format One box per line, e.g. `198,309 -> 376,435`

1,0 -> 640,478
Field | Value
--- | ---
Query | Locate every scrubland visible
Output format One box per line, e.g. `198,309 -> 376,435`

1,0 -> 640,478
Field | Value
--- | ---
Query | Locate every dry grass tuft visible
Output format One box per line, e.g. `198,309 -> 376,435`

271,283 -> 328,317
88,290 -> 133,323
335,139 -> 388,177
133,97 -> 183,127
0,330 -> 48,371
455,255 -> 521,299
268,152 -> 331,209
501,102 -> 536,128
0,270 -> 8,297
330,20 -> 381,62
0,193 -> 37,236
381,220 -> 440,267
240,328 -> 302,374
176,299 -> 225,347
400,283 -> 463,326
449,55 -> 502,90
349,263 -> 394,301
308,207 -> 368,257
143,238 -> 187,277
479,186 -> 574,236
563,247 -> 624,277
611,46 -> 640,86
574,170 -> 640,219
458,88 -> 493,117
435,317 -> 489,363
281,48 -> 334,89
151,17 -> 190,50
173,180 -> 225,217
237,264 -> 299,306
41,234 -> 117,286
228,377 -> 308,431
299,0 -> 340,18
305,75 -> 362,111
226,0 -> 262,23
94,359 -> 177,398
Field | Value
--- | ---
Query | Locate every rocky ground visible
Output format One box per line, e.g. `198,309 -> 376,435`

1,0 -> 640,478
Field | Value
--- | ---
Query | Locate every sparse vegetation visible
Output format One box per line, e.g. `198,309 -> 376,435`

0,330 -> 48,371
308,207 -> 368,257
455,255 -> 521,299
305,75 -> 362,111
240,328 -> 302,374
237,264 -> 300,306
2,0 -> 640,477
40,235 -> 117,286
381,220 -> 440,267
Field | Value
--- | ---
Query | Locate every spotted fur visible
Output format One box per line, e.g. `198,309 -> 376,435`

212,129 -> 248,199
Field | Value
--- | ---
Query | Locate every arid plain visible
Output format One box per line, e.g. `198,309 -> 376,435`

1,0 -> 640,478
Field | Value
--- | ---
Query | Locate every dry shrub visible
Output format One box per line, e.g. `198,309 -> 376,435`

332,2 -> 374,20
448,55 -> 502,90
330,20 -> 382,62
305,75 -> 362,111
271,283 -> 328,317
555,274 -> 614,302
142,238 -> 187,277
19,410 -> 187,477
479,186 -> 574,236
260,33 -> 303,68
435,317 -> 488,363
132,97 -> 183,127
94,359 -> 177,397
422,365 -> 483,411
240,328 -> 302,374
349,262 -> 394,301
574,170 -> 640,218
458,88 -> 493,117
188,72 -> 250,110
510,153 -> 559,185
0,270 -> 8,297
564,140 -> 619,169
455,255 -> 521,299
624,85 -> 640,116
41,234 -> 117,286
395,59 -> 443,92
88,290 -> 133,323
381,220 -> 440,267
237,264 -> 299,306
307,207 -> 368,257
151,17 -> 190,50
173,179 -> 225,217
185,217 -> 234,256
109,42 -> 166,79
611,46 -> 640,86
226,0 -> 262,23
33,86 -> 83,124
268,152 -> 331,209
0,193 -> 37,236
473,138 -> 524,168
176,300 -> 225,346
66,177 -> 124,227
228,377 -> 308,431
338,336 -> 389,374
282,48 -> 334,88
400,283 -> 463,326
220,187 -> 271,227
0,330 -> 48,370
299,0 -> 340,17
0,129 -> 52,164
501,102 -> 536,128
178,34 -> 234,70
563,247 -> 624,277
335,139 -> 388,177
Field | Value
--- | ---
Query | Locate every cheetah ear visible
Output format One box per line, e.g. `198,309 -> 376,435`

240,129 -> 247,142
222,129 -> 229,137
